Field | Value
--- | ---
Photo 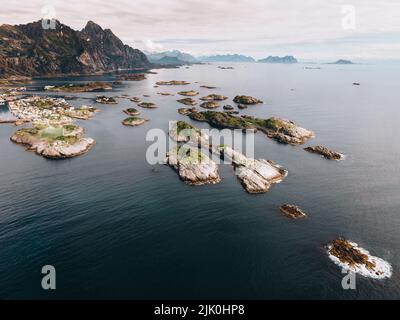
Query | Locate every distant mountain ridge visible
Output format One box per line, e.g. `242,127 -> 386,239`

258,56 -> 298,64
199,54 -> 255,63
146,50 -> 198,64
0,20 -> 150,77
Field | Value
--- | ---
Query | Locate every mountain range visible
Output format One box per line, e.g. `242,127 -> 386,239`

198,54 -> 255,63
258,56 -> 298,64
0,20 -> 150,77
145,50 -> 198,64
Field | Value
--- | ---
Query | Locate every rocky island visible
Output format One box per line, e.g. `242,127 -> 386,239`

327,238 -> 392,279
304,145 -> 343,160
138,102 -> 157,109
156,81 -> 190,86
188,111 -> 315,145
118,74 -> 147,81
178,90 -> 199,97
8,96 -> 99,123
130,97 -> 141,103
233,95 -> 263,105
200,94 -> 228,101
45,82 -> 112,93
200,102 -> 220,109
218,145 -> 287,194
122,117 -> 148,127
178,107 -> 198,115
177,98 -> 197,106
11,123 -> 95,159
279,204 -> 307,219
96,96 -> 118,104
123,108 -> 140,116
165,146 -> 221,185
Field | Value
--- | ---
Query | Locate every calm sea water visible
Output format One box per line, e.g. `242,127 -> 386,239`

0,63 -> 399,299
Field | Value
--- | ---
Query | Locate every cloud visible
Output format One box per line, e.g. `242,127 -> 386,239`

143,39 -> 164,52
0,0 -> 399,60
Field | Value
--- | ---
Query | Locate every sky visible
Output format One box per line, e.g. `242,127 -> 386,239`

1,0 -> 399,61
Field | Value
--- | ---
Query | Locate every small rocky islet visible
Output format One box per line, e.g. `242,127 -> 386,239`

118,73 -> 147,81
233,95 -> 263,105
177,98 -> 197,106
122,116 -> 149,127
327,238 -> 392,279
178,107 -> 198,115
200,94 -> 228,101
178,90 -> 199,97
96,95 -> 118,104
200,101 -> 220,109
304,145 -> 343,160
123,108 -> 140,116
279,204 -> 307,219
138,102 -> 157,109
156,80 -> 190,86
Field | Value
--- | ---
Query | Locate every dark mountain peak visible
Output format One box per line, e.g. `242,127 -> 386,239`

0,20 -> 150,77
83,20 -> 103,32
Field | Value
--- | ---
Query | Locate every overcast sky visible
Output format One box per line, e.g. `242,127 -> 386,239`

1,0 -> 399,60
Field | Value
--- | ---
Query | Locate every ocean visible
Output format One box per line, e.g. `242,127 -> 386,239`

0,62 -> 399,299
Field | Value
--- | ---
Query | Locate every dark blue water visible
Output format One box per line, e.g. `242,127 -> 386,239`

1,63 -> 399,299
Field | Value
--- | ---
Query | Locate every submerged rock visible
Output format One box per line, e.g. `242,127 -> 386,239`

304,145 -> 343,160
327,238 -> 392,279
279,204 -> 307,219
178,90 -> 199,97
96,95 -> 117,104
233,95 -> 263,105
122,117 -> 148,127
200,94 -> 228,101
10,124 -> 95,159
237,104 -> 247,109
177,98 -> 197,106
200,101 -> 220,109
138,102 -> 157,109
156,80 -> 190,85
200,85 -> 217,89
123,108 -> 140,116
223,105 -> 234,110
165,146 -> 221,185
218,146 -> 287,194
